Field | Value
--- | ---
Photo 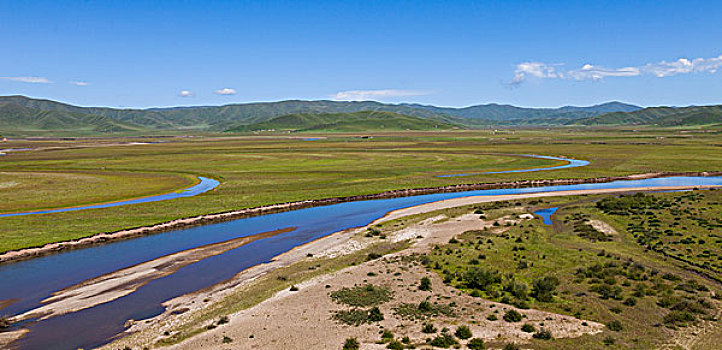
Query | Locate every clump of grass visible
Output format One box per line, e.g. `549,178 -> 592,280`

330,284 -> 393,307
332,307 -> 384,326
222,335 -> 233,343
394,300 -> 455,320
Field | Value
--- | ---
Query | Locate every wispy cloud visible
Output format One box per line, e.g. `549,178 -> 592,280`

332,89 -> 430,101
511,54 -> 722,85
0,76 -> 53,84
69,81 -> 89,86
178,90 -> 195,97
214,88 -> 237,95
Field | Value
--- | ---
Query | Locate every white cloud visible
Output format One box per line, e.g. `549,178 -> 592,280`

511,54 -> 722,84
214,88 -> 237,95
642,56 -> 722,77
332,89 -> 430,101
178,90 -> 195,97
0,76 -> 52,83
69,81 -> 89,86
511,62 -> 560,85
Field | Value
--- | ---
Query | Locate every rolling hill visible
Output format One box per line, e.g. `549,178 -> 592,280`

572,105 -> 722,126
226,111 -> 458,132
0,103 -> 144,134
2,95 -> 717,134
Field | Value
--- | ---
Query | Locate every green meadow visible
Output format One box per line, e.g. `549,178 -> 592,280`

0,128 -> 720,253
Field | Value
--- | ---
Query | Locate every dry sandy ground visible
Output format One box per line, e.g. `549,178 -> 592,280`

111,211 -> 604,350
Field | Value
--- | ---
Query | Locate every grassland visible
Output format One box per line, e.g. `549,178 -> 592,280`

419,189 -> 722,349
0,127 -> 720,253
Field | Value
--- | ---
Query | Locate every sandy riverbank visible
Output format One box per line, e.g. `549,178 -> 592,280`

101,184 -> 720,350
2,171 -> 720,264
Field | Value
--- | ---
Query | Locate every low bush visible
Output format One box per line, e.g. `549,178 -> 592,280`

503,310 -> 523,322
467,338 -> 486,350
429,332 -> 458,348
521,323 -> 536,333
330,284 -> 393,307
532,328 -> 553,340
343,337 -> 360,350
455,325 -> 473,339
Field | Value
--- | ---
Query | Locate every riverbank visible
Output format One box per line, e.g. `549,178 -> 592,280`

102,184 -> 720,350
2,171 -> 720,264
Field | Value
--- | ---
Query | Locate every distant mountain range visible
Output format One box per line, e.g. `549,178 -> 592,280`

0,95 -> 719,135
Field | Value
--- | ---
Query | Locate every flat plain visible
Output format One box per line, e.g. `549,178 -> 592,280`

0,128 -> 720,253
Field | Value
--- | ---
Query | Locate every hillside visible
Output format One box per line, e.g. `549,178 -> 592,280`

573,105 -> 722,126
226,111 -> 458,132
0,96 -> 643,132
0,103 -> 144,134
401,101 -> 642,122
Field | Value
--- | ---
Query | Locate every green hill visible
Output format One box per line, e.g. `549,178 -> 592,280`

0,96 -> 643,132
227,111 -> 459,132
0,103 -> 145,134
573,105 -> 722,126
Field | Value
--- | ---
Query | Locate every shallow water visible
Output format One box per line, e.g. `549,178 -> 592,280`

1,176 -> 720,349
533,207 -> 559,225
436,154 -> 590,177
0,176 -> 219,218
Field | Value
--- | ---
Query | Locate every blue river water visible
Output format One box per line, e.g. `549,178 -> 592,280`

533,207 -> 559,225
436,154 -> 590,177
0,177 -> 220,218
0,176 -> 720,349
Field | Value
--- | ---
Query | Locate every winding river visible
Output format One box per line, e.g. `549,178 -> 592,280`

0,176 -> 720,349
0,177 -> 220,218
436,154 -> 590,177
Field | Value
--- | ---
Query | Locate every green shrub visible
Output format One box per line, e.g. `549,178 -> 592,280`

419,277 -> 432,291
222,336 -> 233,343
429,332 -> 458,348
467,338 -> 486,350
386,341 -> 404,350
531,276 -> 559,302
521,323 -> 535,333
503,310 -> 523,322
330,284 -> 393,307
455,325 -> 473,339
422,323 -> 438,333
486,314 -> 498,321
394,301 -> 454,320
463,267 -> 501,291
533,328 -> 553,340
332,307 -> 384,326
343,337 -> 360,350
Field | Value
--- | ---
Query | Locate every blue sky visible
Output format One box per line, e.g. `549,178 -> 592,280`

1,0 -> 721,108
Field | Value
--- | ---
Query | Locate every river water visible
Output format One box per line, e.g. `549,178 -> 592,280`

1,176 -> 720,349
0,177 -> 219,218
